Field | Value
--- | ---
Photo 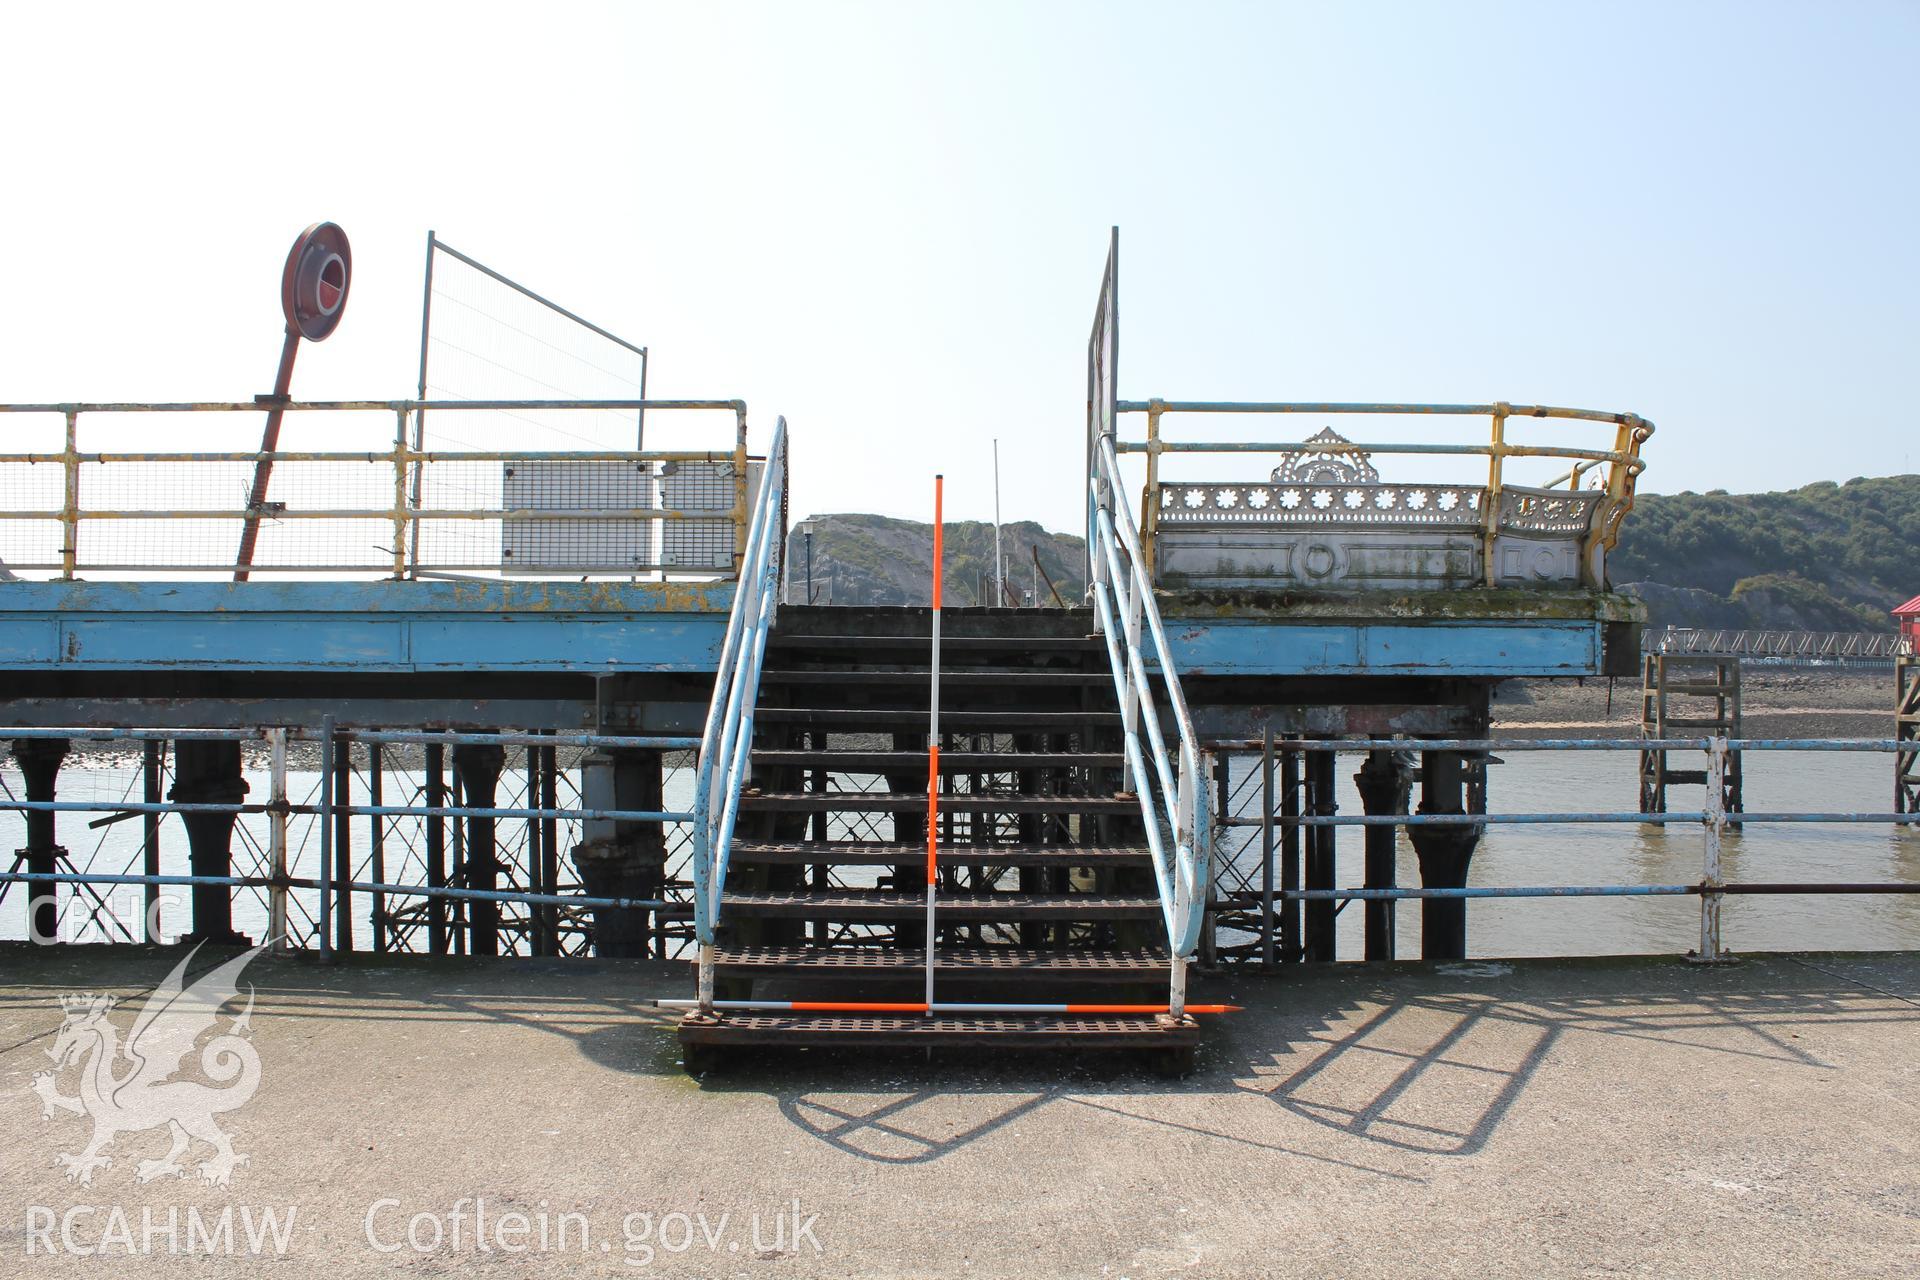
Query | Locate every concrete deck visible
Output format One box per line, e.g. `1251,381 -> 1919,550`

0,946 -> 1915,1277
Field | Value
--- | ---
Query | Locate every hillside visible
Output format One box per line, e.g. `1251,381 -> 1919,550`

1612,474 -> 1919,631
786,514 -> 1086,606
786,473 -> 1919,628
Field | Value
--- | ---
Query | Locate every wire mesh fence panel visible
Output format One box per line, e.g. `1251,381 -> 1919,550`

421,241 -> 646,456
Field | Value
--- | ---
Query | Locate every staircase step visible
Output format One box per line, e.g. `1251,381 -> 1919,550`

750,750 -> 1123,771
754,708 -> 1117,729
710,945 -> 1170,980
769,634 -> 1100,653
720,890 -> 1161,921
739,791 -> 1137,814
679,1012 -> 1198,1050
761,669 -> 1111,687
728,840 -> 1150,867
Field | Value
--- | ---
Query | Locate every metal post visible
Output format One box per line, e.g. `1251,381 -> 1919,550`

1481,403 -> 1508,587
1304,745 -> 1336,962
368,741 -> 386,954
1140,401 -> 1161,579
1280,748 -> 1301,962
333,736 -> 353,954
59,411 -> 78,580
1695,736 -> 1729,963
391,410 -> 410,580
527,747 -> 546,957
267,728 -> 288,952
318,715 -> 334,963
1261,728 -> 1275,968
925,473 -> 945,1012
992,438 -> 1003,606
425,743 -> 447,955
142,740 -> 162,944
540,742 -> 559,956
235,329 -> 302,582
409,231 -> 435,576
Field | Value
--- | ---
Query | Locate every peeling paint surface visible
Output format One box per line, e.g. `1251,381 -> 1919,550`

0,580 -> 733,673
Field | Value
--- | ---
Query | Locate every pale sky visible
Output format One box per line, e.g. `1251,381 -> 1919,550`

4,2 -> 1915,533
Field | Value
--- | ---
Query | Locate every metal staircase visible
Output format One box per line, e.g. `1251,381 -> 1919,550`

676,606 -> 1203,1073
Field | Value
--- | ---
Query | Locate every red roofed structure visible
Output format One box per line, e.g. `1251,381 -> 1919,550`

1896,594 -> 1920,644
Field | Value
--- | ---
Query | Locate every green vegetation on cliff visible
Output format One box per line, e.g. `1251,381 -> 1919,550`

1612,474 -> 1919,630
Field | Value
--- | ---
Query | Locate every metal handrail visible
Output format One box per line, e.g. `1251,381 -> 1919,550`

1647,627 -> 1914,661
1087,431 -> 1209,1015
688,417 -> 788,1012
1113,398 -> 1654,585
0,398 -> 753,580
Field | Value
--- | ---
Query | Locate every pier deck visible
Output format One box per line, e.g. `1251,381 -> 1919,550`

3,945 -> 1914,1276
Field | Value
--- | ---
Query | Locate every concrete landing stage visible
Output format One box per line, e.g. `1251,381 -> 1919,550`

0,948 -> 1914,1277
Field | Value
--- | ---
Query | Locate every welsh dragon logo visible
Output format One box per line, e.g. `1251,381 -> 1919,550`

32,943 -> 266,1187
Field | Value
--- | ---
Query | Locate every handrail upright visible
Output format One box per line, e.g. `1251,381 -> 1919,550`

689,418 -> 787,1014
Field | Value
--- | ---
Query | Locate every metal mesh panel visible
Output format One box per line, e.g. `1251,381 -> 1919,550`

420,240 -> 646,455
661,460 -> 757,571
500,458 -> 657,573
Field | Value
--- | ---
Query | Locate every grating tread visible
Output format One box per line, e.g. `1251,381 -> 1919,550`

761,669 -> 1109,686
680,1012 -> 1198,1048
721,890 -> 1161,921
750,750 -> 1123,770
740,792 -> 1135,814
728,840 -> 1149,866
754,708 -> 1114,728
712,945 -> 1170,976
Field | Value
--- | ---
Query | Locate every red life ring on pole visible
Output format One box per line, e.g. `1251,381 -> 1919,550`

280,222 -> 352,341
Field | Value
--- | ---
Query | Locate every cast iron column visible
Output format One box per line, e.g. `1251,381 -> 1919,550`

1303,746 -> 1337,962
170,739 -> 252,947
13,738 -> 69,944
452,743 -> 506,956
571,750 -> 665,957
1354,747 -> 1410,962
1406,748 -> 1483,961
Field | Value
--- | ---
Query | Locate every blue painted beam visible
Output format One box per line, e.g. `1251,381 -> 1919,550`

0,580 -> 733,674
1162,617 -> 1602,677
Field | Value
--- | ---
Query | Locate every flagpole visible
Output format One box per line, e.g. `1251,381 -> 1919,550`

926,474 -> 944,1013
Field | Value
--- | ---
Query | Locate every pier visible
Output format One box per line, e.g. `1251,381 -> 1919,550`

0,230 -> 1914,1075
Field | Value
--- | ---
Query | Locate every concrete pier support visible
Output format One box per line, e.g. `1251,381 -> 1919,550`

1303,747 -> 1337,962
1407,749 -> 1482,961
451,743 -> 506,956
1354,747 -> 1410,962
13,737 -> 69,944
570,750 -> 665,958
170,739 -> 251,947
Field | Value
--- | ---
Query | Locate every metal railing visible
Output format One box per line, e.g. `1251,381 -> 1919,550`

0,399 -> 752,578
1646,627 -> 1913,663
1211,736 -> 1919,967
689,417 -> 789,1012
0,725 -> 698,955
1117,400 -> 1654,586
1087,430 -> 1210,1015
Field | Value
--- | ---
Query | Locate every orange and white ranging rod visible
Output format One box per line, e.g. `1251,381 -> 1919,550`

926,473 -> 943,1013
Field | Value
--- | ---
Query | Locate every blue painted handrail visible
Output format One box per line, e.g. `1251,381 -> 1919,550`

689,418 -> 787,1008
1087,432 -> 1209,1007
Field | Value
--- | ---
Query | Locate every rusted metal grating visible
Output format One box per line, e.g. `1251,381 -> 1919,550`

680,1013 -> 1198,1048
710,945 -> 1170,976
726,840 -> 1150,866
720,891 -> 1161,921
